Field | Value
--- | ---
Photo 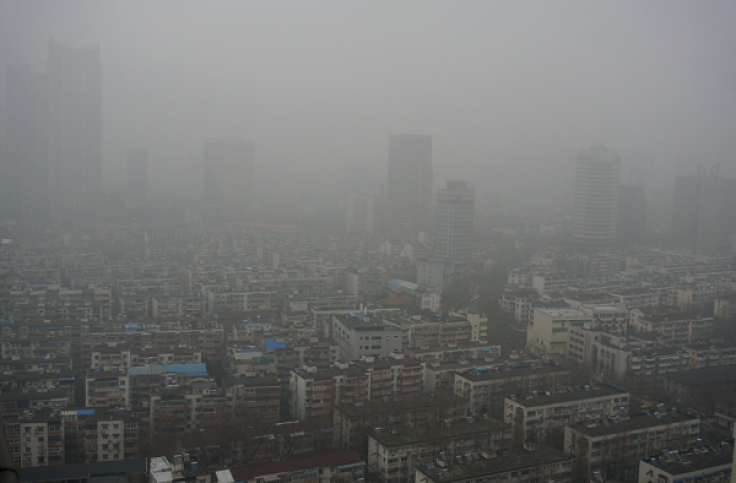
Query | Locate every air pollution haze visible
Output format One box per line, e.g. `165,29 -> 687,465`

1,1 -> 736,204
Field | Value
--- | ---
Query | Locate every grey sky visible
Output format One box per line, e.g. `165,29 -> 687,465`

2,1 -> 736,199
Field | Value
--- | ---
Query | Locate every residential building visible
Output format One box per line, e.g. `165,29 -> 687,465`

714,294 -> 736,318
714,394 -> 736,431
211,451 -> 366,483
224,375 -> 281,422
662,366 -> 736,407
499,290 -> 541,326
413,446 -> 574,483
571,145 -> 622,249
637,450 -> 732,483
503,385 -> 629,440
564,413 -> 701,481
332,316 -> 402,360
85,371 -> 129,408
433,181 -> 474,265
454,367 -> 571,417
290,365 -> 369,420
357,353 -> 423,400
526,308 -> 592,357
368,417 -> 511,483
416,259 -> 456,290
386,134 -> 433,236
333,391 -> 469,447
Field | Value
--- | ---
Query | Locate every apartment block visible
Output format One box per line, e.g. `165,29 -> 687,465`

368,417 -> 511,483
564,413 -> 701,480
332,316 -> 402,360
414,446 -> 574,483
454,366 -> 571,416
503,385 -> 629,440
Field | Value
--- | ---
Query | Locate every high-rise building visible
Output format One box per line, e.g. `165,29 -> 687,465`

203,137 -> 255,208
386,134 -> 432,236
571,145 -> 621,249
671,165 -> 736,254
127,148 -> 148,205
616,185 -> 647,247
3,64 -> 50,222
433,181 -> 474,265
346,185 -> 384,234
47,41 -> 103,222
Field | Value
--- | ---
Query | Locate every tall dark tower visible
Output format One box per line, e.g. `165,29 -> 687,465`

386,134 -> 433,237
47,40 -> 102,223
127,149 -> 148,205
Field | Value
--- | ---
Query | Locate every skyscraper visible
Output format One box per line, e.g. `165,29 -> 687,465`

127,148 -> 148,205
47,41 -> 102,222
671,165 -> 736,254
386,134 -> 433,237
433,181 -> 475,264
571,145 -> 621,249
3,64 -> 50,222
203,137 -> 255,207
616,185 -> 647,248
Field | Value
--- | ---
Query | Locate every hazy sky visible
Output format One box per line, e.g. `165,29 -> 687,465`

2,1 -> 736,199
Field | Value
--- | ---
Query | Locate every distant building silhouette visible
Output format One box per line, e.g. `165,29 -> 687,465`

671,164 -> 736,254
386,134 -> 432,237
47,40 -> 102,223
571,145 -> 621,249
433,181 -> 474,265
346,185 -> 384,234
617,185 -> 647,247
127,148 -> 148,206
3,64 -> 50,222
203,137 -> 255,208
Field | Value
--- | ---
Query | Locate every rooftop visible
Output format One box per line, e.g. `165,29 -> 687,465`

415,446 -> 572,482
535,308 -> 587,317
505,385 -> 627,408
19,458 -> 146,483
664,365 -> 736,386
568,412 -> 698,438
369,417 -> 509,448
213,451 -> 363,483
458,366 -> 569,382
641,449 -> 733,477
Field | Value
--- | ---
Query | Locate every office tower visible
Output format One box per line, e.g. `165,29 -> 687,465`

203,138 -> 255,207
433,181 -> 475,264
571,145 -> 621,249
616,185 -> 647,247
386,134 -> 433,236
47,41 -> 103,222
127,149 -> 148,205
671,165 -> 736,254
3,64 -> 51,222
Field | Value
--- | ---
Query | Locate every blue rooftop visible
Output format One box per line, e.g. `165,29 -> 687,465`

265,339 -> 287,349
